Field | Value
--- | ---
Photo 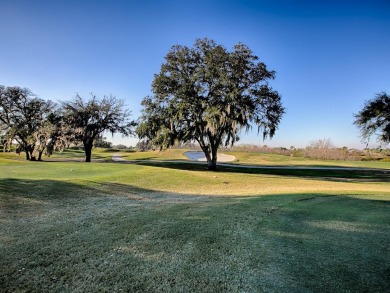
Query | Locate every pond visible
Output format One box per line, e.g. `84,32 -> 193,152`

184,151 -> 235,162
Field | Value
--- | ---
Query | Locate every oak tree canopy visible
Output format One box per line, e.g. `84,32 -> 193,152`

61,94 -> 135,162
138,38 -> 285,170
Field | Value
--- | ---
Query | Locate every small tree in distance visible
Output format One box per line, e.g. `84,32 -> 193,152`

354,92 -> 390,146
137,38 -> 285,170
61,94 -> 135,162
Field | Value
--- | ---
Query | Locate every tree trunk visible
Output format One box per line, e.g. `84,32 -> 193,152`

207,158 -> 217,171
199,143 -> 218,171
28,147 -> 36,161
30,151 -> 36,160
205,147 -> 218,171
25,150 -> 30,160
38,150 -> 43,161
84,142 -> 93,162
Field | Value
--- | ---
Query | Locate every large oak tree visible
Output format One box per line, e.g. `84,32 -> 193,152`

354,92 -> 390,145
61,94 -> 135,162
138,38 -> 285,170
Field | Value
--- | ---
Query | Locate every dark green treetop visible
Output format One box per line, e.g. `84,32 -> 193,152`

138,38 -> 285,170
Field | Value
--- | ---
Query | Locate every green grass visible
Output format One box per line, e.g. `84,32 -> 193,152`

47,148 -> 188,161
49,148 -> 115,161
42,148 -> 390,169
120,149 -> 188,161
116,148 -> 390,169
1,153 -> 389,292
225,151 -> 390,169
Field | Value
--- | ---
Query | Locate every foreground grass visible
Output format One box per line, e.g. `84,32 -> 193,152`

1,156 -> 389,292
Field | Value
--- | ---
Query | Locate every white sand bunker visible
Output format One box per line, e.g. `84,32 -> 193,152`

184,151 -> 236,162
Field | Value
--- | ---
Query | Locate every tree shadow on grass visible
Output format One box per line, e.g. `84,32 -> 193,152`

193,194 -> 390,292
127,160 -> 390,183
1,179 -> 389,292
118,193 -> 389,292
0,178 -> 210,217
32,153 -> 390,183
0,178 -> 102,219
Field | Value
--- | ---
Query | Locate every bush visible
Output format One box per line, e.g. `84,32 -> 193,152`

114,144 -> 128,150
228,144 -> 294,156
303,139 -> 362,161
304,147 -> 350,160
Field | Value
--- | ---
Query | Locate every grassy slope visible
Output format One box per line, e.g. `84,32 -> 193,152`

1,153 -> 389,292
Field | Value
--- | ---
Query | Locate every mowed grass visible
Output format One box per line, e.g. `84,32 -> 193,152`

42,147 -> 390,169
117,148 -> 390,169
1,152 -> 389,292
226,151 -> 390,169
47,148 -> 188,162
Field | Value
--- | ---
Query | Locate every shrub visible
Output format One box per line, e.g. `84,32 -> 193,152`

303,139 -> 361,161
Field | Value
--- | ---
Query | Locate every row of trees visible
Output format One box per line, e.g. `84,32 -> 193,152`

0,87 -> 135,162
1,38 -> 389,169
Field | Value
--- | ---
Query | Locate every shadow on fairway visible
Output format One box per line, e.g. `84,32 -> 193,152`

190,194 -> 390,292
0,178 -> 210,216
1,178 -> 389,292
128,160 -> 390,183
0,177 -> 95,200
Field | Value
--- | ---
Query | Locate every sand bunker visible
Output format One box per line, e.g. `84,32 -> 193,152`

184,151 -> 236,162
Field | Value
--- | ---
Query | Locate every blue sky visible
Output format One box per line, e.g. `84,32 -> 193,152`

1,0 -> 389,148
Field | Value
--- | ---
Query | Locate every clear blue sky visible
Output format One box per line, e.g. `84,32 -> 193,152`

1,0 -> 389,148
